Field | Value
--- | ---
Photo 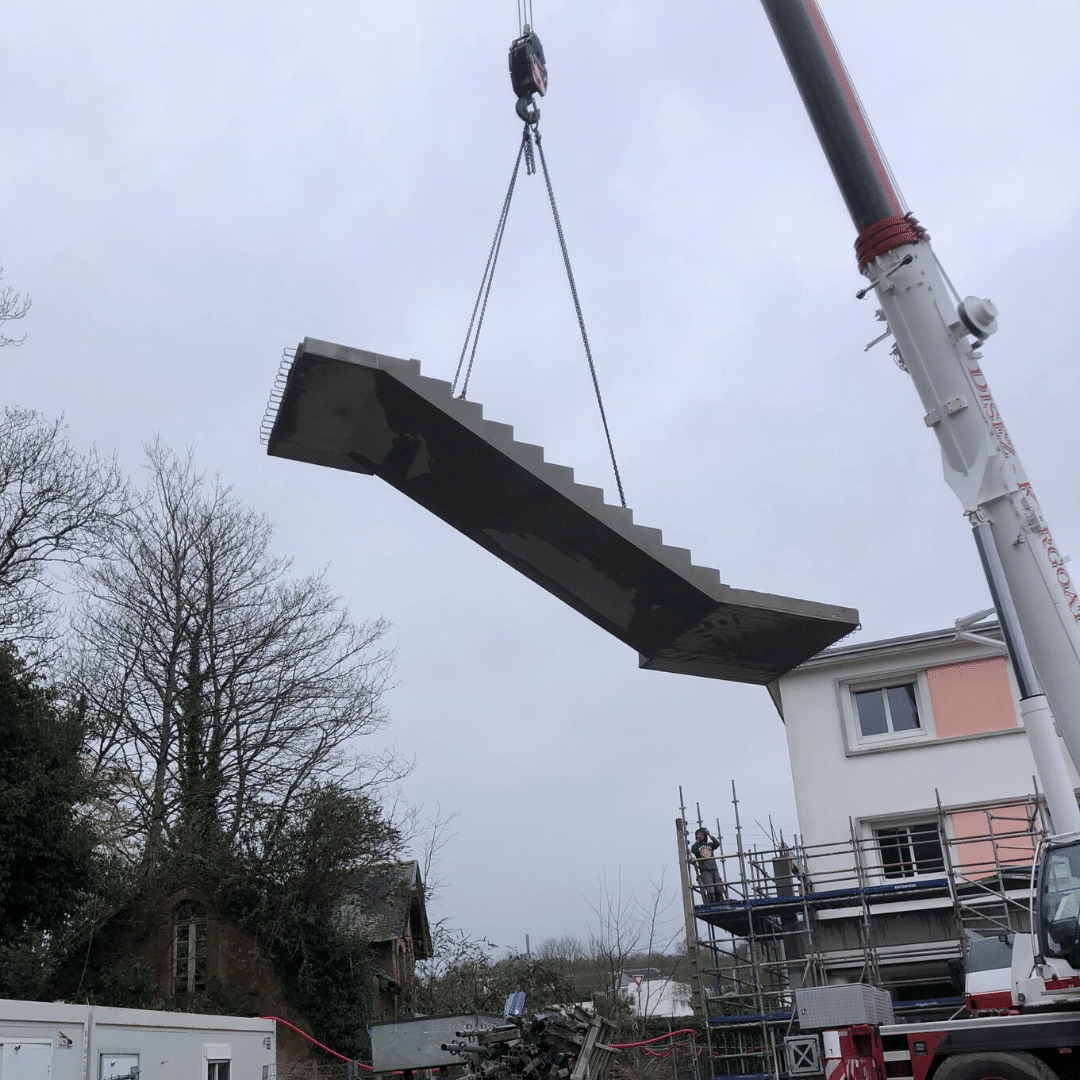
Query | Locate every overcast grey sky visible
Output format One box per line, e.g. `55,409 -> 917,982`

3,1 -> 1078,951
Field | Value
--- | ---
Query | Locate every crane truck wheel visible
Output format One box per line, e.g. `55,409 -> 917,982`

932,1052 -> 1060,1080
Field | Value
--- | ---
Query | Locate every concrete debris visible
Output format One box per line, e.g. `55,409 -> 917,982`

441,1006 -> 616,1080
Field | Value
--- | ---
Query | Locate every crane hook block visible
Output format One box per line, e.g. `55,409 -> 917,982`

510,29 -> 547,123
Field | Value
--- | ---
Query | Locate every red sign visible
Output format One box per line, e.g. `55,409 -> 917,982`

631,975 -> 644,989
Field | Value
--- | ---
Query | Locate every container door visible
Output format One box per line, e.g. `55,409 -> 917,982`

2,1042 -> 53,1080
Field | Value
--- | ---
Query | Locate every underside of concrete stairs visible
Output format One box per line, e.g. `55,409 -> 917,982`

265,338 -> 859,685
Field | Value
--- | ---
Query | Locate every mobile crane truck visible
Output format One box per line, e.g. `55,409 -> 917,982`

754,3 -> 1080,1080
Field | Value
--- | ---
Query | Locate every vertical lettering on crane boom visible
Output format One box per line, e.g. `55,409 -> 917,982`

1018,481 -> 1080,623
968,366 -> 1017,457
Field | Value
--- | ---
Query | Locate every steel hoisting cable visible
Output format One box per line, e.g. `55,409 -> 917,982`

453,123 -> 628,508
533,127 -> 626,508
451,127 -> 530,400
515,0 -> 535,35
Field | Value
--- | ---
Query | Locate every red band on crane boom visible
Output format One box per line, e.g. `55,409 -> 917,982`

855,212 -> 930,271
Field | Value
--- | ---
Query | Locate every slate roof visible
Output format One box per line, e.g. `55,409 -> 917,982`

338,860 -> 432,959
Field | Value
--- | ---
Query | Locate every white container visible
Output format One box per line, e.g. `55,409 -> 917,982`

0,998 -> 276,1080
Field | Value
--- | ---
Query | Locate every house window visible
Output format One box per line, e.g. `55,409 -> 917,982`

207,1063 -> 230,1080
854,683 -> 921,737
173,899 -> 207,994
875,822 -> 945,878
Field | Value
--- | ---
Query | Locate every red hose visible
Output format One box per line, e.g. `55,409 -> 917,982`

262,1014 -> 700,1069
609,1028 -> 698,1050
260,1016 -> 374,1070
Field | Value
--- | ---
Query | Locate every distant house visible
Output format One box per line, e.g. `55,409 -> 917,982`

338,861 -> 433,1020
77,862 -> 432,1066
75,885 -> 318,1071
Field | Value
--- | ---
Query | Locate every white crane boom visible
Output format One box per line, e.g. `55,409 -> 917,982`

759,0 -> 1080,834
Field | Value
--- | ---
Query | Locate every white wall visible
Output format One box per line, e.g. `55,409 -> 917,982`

623,978 -> 693,1019
0,1000 -> 275,1080
775,630 -> 1079,872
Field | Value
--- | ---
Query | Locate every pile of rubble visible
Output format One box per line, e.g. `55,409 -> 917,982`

443,1000 -> 615,1080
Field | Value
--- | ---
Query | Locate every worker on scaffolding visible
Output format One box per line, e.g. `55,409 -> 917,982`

690,828 -> 725,904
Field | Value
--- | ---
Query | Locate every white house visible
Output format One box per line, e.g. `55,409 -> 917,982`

770,620 -> 1078,886
682,619 -> 1079,1049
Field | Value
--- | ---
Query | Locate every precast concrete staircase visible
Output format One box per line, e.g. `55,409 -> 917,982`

264,338 -> 858,684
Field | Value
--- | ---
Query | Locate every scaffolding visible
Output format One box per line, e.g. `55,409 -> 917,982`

676,785 -> 1049,1080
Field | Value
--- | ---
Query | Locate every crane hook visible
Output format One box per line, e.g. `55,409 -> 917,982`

509,27 -> 546,125
516,96 -> 540,124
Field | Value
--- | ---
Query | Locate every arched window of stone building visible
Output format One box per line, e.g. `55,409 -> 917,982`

173,899 -> 207,994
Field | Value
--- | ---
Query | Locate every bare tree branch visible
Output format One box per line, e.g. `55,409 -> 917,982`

0,408 -> 129,652
0,268 -> 31,347
70,442 -> 397,863
406,804 -> 457,906
587,870 -> 643,1015
584,871 -> 681,1030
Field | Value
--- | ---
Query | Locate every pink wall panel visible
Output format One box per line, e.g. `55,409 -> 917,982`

949,805 -> 1036,877
926,657 -> 1018,739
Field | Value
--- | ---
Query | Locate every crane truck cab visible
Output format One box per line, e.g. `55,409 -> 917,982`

1010,835 -> 1080,1009
963,837 -> 1080,1012
1036,837 -> 1080,970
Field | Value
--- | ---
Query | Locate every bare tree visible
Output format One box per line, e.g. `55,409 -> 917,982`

415,804 -> 457,905
0,268 -> 31,347
586,872 -> 683,1032
535,934 -> 587,964
0,408 -> 127,650
415,930 -> 579,1016
588,871 -> 643,1017
72,443 -> 395,862
409,804 -> 463,996
633,869 -> 683,1024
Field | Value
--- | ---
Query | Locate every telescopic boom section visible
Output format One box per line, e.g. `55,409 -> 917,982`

759,0 -> 902,230
760,0 -> 1080,833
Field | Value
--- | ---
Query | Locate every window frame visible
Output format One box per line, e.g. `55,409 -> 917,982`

1037,840 -> 1080,964
173,899 -> 208,996
840,669 -> 936,752
203,1044 -> 231,1080
872,819 -> 946,880
99,1055 -> 139,1080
